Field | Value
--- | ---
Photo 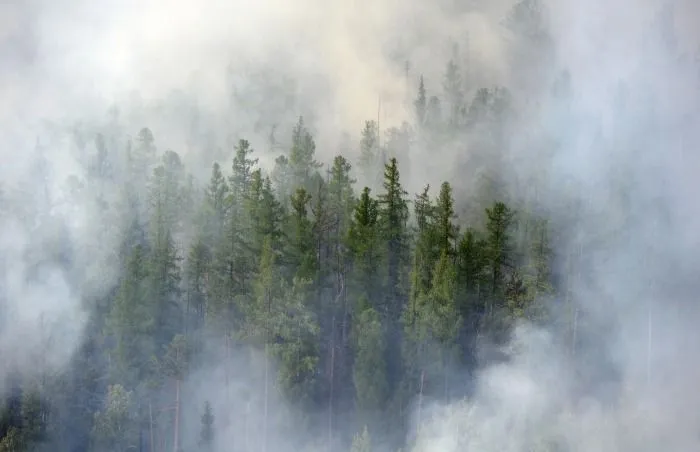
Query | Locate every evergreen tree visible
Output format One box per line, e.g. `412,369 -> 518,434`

272,154 -> 293,209
434,182 -> 459,257
229,139 -> 258,201
351,425 -> 372,452
289,116 -> 323,191
106,245 -> 153,387
442,56 -> 464,130
378,157 -> 410,320
414,76 -> 427,127
347,188 -> 382,303
358,121 -> 381,187
483,201 -> 517,338
91,385 -> 137,452
485,202 -> 516,301
455,229 -> 488,331
352,298 -> 388,417
286,187 -> 318,283
0,427 -> 25,452
203,162 -> 229,246
199,401 -> 215,450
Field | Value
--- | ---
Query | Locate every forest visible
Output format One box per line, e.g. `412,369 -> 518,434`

2,0 -> 700,451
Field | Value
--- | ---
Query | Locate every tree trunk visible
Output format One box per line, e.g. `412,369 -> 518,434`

173,380 -> 181,452
328,323 -> 335,451
245,400 -> 251,452
149,401 -> 155,452
263,343 -> 269,452
416,369 -> 425,438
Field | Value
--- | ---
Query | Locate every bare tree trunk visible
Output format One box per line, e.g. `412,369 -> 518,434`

225,333 -> 231,405
245,400 -> 251,452
571,241 -> 583,357
416,369 -> 425,438
443,353 -> 449,400
149,401 -> 155,452
173,380 -> 181,452
263,342 -> 269,452
262,284 -> 272,452
646,299 -> 652,386
571,306 -> 579,358
328,319 -> 335,451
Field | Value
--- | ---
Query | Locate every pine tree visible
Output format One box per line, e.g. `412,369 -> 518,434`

483,201 -> 516,338
485,202 -> 516,301
249,174 -> 284,258
409,185 -> 435,324
230,139 -> 259,201
272,154 -> 293,209
378,157 -> 409,320
455,229 -> 488,330
286,187 -> 318,283
351,425 -> 372,452
347,187 -> 382,302
434,182 -> 459,257
154,334 -> 189,452
520,217 -> 554,322
91,385 -> 137,452
19,384 -> 47,448
414,76 -> 427,127
359,121 -> 381,187
0,427 -> 25,452
186,239 -> 211,333
148,226 -> 182,349
353,298 -> 388,417
199,401 -> 215,450
107,245 -> 154,387
442,56 -> 463,130
289,116 -> 323,191
203,162 -> 229,245
246,237 -> 320,410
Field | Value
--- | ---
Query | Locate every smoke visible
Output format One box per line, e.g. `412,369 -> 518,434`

410,0 -> 700,451
0,0 -> 507,398
0,135 -> 120,392
3,0 -> 700,450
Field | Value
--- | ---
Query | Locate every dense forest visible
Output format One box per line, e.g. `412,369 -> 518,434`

2,0 -> 700,451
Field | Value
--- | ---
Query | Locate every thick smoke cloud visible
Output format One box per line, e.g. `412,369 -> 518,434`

2,0 -> 700,450
413,1 -> 700,451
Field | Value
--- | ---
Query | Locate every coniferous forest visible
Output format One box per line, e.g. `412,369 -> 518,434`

2,0 -> 700,451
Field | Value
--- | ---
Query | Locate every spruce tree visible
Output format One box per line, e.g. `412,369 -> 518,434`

199,401 -> 215,450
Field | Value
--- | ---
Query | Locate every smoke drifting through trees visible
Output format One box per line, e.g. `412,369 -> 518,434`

2,0 -> 700,451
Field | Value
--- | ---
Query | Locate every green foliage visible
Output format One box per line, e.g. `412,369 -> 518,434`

155,334 -> 190,380
485,201 -> 516,301
246,238 -> 320,406
230,139 -> 259,200
0,427 -> 26,452
0,37 -> 573,450
353,301 -> 388,415
348,187 -> 382,301
287,187 -> 318,282
107,245 -> 155,386
351,425 -> 372,452
358,121 -> 381,186
378,157 -> 410,317
290,116 -> 323,190
435,182 -> 459,256
91,385 -> 136,452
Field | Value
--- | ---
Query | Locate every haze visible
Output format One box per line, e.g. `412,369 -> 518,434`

2,0 -> 700,451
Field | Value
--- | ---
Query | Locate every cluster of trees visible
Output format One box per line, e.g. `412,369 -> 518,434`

0,105 -> 558,452
2,0 -> 684,450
